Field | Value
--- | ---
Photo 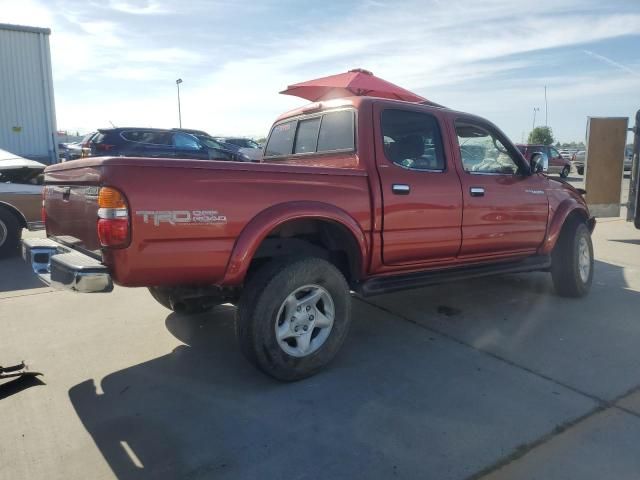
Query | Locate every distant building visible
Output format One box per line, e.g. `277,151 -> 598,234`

0,23 -> 58,163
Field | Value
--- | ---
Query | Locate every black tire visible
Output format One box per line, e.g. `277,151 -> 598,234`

560,166 -> 570,178
0,208 -> 22,259
148,287 -> 216,314
236,257 -> 351,381
551,220 -> 593,297
577,166 -> 584,175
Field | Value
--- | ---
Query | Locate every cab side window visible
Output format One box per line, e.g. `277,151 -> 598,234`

456,123 -> 519,175
381,109 -> 445,171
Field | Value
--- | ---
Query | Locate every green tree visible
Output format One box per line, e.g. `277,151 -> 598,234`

527,126 -> 555,145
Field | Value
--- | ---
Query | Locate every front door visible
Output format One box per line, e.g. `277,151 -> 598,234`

453,119 -> 549,259
375,105 -> 463,266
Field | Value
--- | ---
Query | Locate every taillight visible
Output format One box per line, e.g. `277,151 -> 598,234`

96,143 -> 115,152
97,186 -> 130,247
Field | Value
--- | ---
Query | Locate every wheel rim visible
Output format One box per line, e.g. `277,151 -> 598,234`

0,219 -> 7,247
275,284 -> 335,357
578,236 -> 591,283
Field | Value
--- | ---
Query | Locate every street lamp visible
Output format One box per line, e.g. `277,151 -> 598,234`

176,78 -> 183,128
532,107 -> 540,131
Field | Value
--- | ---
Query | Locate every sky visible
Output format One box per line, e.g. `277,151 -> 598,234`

2,0 -> 640,142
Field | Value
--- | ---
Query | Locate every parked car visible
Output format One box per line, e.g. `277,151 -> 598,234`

0,149 -> 45,258
517,144 -> 571,177
559,149 -> 573,160
572,150 -> 586,175
24,96 -> 595,380
624,146 -> 633,172
88,128 -> 251,162
214,137 -> 262,149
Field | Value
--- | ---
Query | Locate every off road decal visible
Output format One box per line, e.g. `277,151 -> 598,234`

136,210 -> 227,226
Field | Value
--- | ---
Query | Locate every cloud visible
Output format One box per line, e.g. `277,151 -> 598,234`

105,0 -> 170,15
583,50 -> 640,77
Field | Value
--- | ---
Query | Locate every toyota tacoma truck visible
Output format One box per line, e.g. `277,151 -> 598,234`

23,97 -> 595,380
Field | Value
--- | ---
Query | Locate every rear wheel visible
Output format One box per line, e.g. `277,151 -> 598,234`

236,257 -> 351,381
560,166 -> 570,178
577,166 -> 584,175
0,209 -> 21,259
551,220 -> 593,297
148,287 -> 218,314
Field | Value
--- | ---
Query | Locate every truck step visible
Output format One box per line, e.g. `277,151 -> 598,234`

357,255 -> 551,297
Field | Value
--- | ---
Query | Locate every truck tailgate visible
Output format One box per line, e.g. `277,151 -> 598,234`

44,168 -> 102,255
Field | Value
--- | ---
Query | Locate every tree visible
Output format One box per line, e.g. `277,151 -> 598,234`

527,126 -> 555,145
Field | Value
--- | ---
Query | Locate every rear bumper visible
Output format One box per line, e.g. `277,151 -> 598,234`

22,237 -> 113,293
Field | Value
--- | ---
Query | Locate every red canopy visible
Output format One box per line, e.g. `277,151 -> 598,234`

280,68 -> 439,105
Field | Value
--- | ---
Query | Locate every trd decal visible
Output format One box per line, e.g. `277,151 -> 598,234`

136,210 -> 227,226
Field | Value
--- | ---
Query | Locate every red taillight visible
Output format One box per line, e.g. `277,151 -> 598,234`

97,218 -> 129,247
97,187 -> 130,247
96,143 -> 115,152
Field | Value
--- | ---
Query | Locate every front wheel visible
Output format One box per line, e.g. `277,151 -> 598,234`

0,208 -> 21,259
551,220 -> 593,297
560,166 -> 570,178
236,257 -> 351,381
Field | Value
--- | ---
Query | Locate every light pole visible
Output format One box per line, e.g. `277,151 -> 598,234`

544,85 -> 548,126
176,78 -> 183,128
532,107 -> 540,131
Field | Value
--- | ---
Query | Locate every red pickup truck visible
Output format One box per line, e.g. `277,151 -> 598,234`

23,97 -> 595,380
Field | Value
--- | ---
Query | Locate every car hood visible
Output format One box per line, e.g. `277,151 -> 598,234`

0,149 -> 47,183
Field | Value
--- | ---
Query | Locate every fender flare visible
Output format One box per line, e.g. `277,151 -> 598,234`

0,201 -> 28,227
540,199 -> 590,255
222,201 -> 369,285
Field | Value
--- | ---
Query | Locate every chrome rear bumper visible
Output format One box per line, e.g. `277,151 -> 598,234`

22,238 -> 113,293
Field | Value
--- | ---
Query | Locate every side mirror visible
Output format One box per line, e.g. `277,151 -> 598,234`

530,152 -> 549,173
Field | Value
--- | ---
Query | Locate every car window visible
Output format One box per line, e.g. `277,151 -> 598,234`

122,130 -> 171,145
265,121 -> 296,157
317,110 -> 355,152
381,109 -> 445,171
549,147 -> 560,158
294,117 -> 321,154
173,133 -> 201,150
456,122 -> 519,174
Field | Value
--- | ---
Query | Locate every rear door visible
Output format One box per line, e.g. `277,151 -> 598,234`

453,118 -> 548,258
375,104 -> 463,265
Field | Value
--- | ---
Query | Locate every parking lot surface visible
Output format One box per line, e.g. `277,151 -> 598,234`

1,176 -> 639,480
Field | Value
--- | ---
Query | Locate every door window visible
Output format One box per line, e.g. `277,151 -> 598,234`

317,110 -> 355,152
173,133 -> 201,150
456,123 -> 519,174
381,109 -> 445,171
549,147 -> 561,159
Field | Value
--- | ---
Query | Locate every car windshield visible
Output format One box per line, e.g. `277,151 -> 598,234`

195,135 -> 225,149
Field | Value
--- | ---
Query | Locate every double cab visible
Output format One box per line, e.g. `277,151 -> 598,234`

24,97 -> 595,380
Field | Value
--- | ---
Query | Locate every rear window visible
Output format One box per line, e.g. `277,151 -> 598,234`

121,130 -> 171,145
317,110 -> 355,152
265,121 -> 295,157
294,117 -> 321,154
265,109 -> 355,158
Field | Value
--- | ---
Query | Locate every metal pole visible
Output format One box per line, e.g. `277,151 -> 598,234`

176,78 -> 183,128
544,85 -> 548,126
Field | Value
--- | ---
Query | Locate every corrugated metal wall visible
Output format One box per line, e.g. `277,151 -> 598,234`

0,24 -> 58,163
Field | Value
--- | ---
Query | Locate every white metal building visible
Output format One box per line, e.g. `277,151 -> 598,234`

0,23 -> 58,163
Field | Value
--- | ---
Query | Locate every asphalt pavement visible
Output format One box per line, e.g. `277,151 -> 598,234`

1,175 -> 639,480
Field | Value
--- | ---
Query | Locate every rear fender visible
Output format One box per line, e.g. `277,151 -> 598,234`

222,201 -> 368,285
0,201 -> 28,228
540,199 -> 591,255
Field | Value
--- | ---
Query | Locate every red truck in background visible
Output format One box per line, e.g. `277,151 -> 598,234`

23,96 -> 595,380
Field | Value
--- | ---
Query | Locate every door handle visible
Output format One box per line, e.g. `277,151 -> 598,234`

470,187 -> 485,197
392,184 -> 410,195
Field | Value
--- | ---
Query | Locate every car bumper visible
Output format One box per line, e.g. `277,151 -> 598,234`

22,237 -> 113,293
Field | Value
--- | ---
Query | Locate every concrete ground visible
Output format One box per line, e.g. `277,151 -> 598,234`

1,176 -> 639,480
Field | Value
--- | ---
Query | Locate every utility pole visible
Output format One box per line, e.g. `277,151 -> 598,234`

176,78 -> 183,128
532,107 -> 540,131
544,85 -> 548,126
